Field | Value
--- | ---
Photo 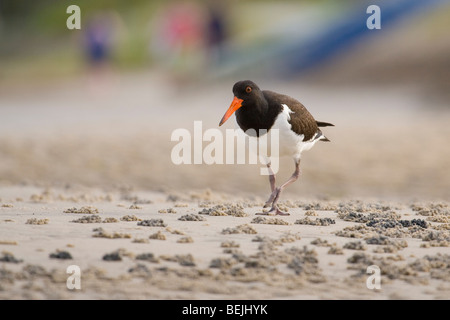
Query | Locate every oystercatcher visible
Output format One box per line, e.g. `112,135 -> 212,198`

219,80 -> 333,215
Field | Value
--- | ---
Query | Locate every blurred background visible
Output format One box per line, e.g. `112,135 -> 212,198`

0,0 -> 449,200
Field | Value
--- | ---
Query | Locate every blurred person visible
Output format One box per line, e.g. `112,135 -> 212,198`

204,0 -> 228,65
85,16 -> 112,67
82,11 -> 120,98
150,1 -> 207,87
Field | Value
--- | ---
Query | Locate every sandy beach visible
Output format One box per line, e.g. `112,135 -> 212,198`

0,73 -> 449,299
0,184 -> 449,299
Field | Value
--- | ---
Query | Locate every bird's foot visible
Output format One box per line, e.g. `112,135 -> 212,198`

256,206 -> 290,216
263,187 -> 280,208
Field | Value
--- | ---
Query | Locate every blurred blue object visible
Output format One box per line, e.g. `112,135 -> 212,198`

281,0 -> 446,76
217,0 -> 447,79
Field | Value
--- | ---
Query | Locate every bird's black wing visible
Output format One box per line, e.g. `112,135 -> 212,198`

263,90 -> 319,142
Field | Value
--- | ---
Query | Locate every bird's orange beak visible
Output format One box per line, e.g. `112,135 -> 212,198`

219,96 -> 243,126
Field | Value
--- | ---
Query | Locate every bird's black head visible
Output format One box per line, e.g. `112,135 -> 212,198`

232,80 -> 261,101
219,80 -> 264,126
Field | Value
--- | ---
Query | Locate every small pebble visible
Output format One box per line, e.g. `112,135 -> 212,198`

138,219 -> 167,227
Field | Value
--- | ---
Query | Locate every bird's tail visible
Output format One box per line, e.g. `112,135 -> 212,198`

316,121 -> 334,127
316,121 -> 333,141
314,130 -> 331,142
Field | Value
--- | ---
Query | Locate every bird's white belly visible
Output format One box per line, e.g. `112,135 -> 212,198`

270,104 -> 318,160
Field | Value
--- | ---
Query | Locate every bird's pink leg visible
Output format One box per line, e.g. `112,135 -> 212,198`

258,159 -> 300,216
267,162 -> 276,193
262,163 -> 277,208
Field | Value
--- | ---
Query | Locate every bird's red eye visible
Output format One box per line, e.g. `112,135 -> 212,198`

245,86 -> 252,93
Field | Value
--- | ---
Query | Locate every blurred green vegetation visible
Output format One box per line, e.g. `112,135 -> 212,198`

1,0 -> 448,91
0,0 -> 163,81
0,0 -> 341,82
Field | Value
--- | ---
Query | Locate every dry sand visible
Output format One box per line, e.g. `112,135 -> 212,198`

0,185 -> 449,299
0,72 -> 449,299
